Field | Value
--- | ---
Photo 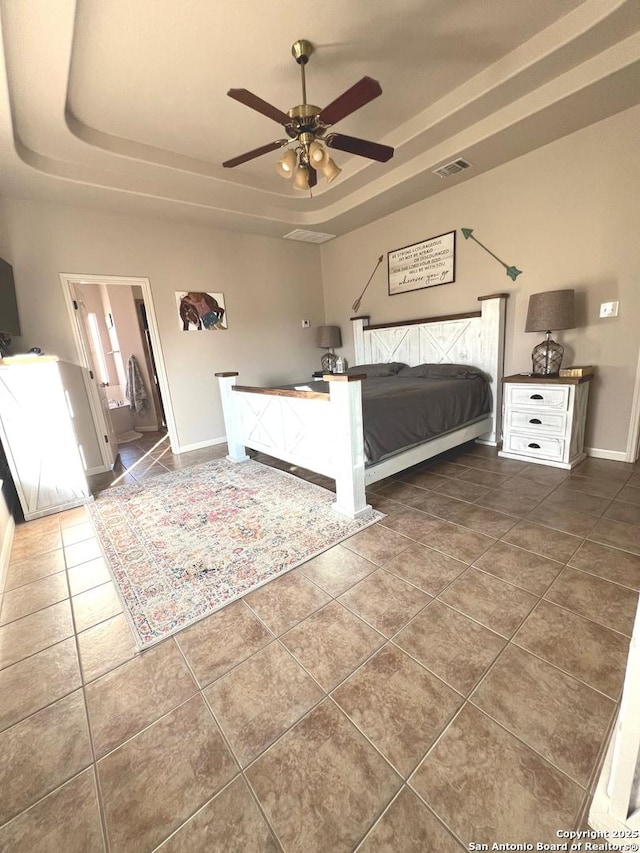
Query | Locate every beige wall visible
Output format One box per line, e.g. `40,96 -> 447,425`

320,105 -> 640,457
0,201 -> 325,449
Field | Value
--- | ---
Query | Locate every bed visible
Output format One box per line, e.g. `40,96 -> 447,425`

216,293 -> 508,519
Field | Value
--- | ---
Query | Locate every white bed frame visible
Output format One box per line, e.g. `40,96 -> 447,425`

216,293 -> 507,519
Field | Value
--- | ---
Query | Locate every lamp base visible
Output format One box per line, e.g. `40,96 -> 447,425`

531,335 -> 564,377
321,351 -> 337,373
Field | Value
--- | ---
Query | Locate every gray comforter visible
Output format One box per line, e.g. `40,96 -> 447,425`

359,374 -> 491,463
307,373 -> 491,464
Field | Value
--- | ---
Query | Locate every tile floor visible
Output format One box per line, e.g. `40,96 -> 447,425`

0,431 -> 639,851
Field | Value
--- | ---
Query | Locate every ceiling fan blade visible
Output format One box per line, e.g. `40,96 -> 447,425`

222,140 -> 287,168
325,133 -> 394,163
318,77 -> 383,126
227,89 -> 291,126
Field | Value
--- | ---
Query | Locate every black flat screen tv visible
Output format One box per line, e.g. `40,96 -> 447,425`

0,257 -> 21,336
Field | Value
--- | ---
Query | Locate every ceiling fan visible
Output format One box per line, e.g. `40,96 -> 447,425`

222,39 -> 394,191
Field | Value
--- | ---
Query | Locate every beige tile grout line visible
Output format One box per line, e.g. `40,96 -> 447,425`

507,598 -> 629,701
0,540 -> 120,844
402,703 -> 475,849
2,449 -> 636,845
171,633 -> 287,853
231,595 -> 465,847
378,572 -> 623,801
62,550 -> 113,853
111,450 -> 637,844
170,593 -> 415,850
63,523 -> 626,845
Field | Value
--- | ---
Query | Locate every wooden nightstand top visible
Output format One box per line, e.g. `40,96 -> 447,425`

503,373 -> 593,385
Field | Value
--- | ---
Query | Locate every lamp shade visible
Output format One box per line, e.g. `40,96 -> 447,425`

293,164 -> 310,190
525,289 -> 576,332
275,149 -> 297,178
317,325 -> 342,348
322,157 -> 342,184
308,141 -> 328,167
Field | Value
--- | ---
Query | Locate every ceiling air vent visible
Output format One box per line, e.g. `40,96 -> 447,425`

282,229 -> 336,244
432,158 -> 471,179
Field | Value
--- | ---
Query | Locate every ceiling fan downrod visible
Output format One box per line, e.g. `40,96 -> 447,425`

289,39 -> 321,179
291,39 -> 313,107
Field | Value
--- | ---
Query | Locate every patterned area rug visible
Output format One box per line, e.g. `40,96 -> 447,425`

88,458 -> 383,648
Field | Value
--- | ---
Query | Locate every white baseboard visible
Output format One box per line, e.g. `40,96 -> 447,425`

175,436 -> 630,462
585,447 -> 629,463
176,436 -> 227,454
86,464 -> 110,475
0,513 -> 15,595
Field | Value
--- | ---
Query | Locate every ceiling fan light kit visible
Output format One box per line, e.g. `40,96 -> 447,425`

223,39 -> 394,191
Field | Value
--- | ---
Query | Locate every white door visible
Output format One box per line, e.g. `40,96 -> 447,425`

69,286 -> 119,469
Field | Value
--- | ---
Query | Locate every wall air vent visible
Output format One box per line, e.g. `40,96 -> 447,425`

432,158 -> 472,179
282,229 -> 336,244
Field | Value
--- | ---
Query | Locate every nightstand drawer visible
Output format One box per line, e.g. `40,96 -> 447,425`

505,384 -> 570,411
506,409 -> 567,436
503,432 -> 565,462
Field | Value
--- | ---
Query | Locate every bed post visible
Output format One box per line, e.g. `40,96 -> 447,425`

351,316 -> 370,366
477,293 -> 508,446
325,374 -> 371,519
215,373 -> 250,463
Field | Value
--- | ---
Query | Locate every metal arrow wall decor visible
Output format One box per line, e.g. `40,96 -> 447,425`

461,228 -> 522,281
352,255 -> 384,313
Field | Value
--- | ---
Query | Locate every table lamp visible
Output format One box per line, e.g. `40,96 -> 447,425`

317,325 -> 342,373
525,289 -> 575,376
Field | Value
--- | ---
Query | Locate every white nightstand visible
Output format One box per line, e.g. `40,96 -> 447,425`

498,373 -> 593,469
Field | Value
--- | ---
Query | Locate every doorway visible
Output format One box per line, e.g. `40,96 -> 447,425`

60,274 -> 177,473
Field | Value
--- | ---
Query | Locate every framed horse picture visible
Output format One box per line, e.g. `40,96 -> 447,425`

176,292 -> 227,331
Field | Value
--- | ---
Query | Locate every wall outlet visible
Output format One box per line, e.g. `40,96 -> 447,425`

301,319 -> 310,328
599,301 -> 619,318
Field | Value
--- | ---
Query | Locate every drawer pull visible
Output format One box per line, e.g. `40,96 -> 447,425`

528,442 -> 541,449
530,393 -> 544,400
529,418 -> 542,425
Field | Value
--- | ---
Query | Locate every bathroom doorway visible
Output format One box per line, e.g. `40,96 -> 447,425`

60,274 -> 177,472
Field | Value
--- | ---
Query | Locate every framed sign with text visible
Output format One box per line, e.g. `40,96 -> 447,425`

388,231 -> 456,296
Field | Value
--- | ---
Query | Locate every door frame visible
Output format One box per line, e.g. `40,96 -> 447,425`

60,273 -> 178,463
627,343 -> 640,463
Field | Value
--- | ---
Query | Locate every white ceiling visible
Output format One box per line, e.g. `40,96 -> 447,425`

1,0 -> 639,238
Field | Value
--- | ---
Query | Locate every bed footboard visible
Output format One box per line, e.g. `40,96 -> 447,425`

215,373 -> 371,519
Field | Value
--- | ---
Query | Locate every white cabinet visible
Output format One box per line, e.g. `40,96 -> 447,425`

0,358 -> 92,520
498,374 -> 592,469
589,597 -> 640,840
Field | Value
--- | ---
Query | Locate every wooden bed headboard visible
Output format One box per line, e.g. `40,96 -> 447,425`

351,293 -> 508,445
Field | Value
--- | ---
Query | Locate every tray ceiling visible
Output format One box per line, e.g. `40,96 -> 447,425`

0,0 -> 639,237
